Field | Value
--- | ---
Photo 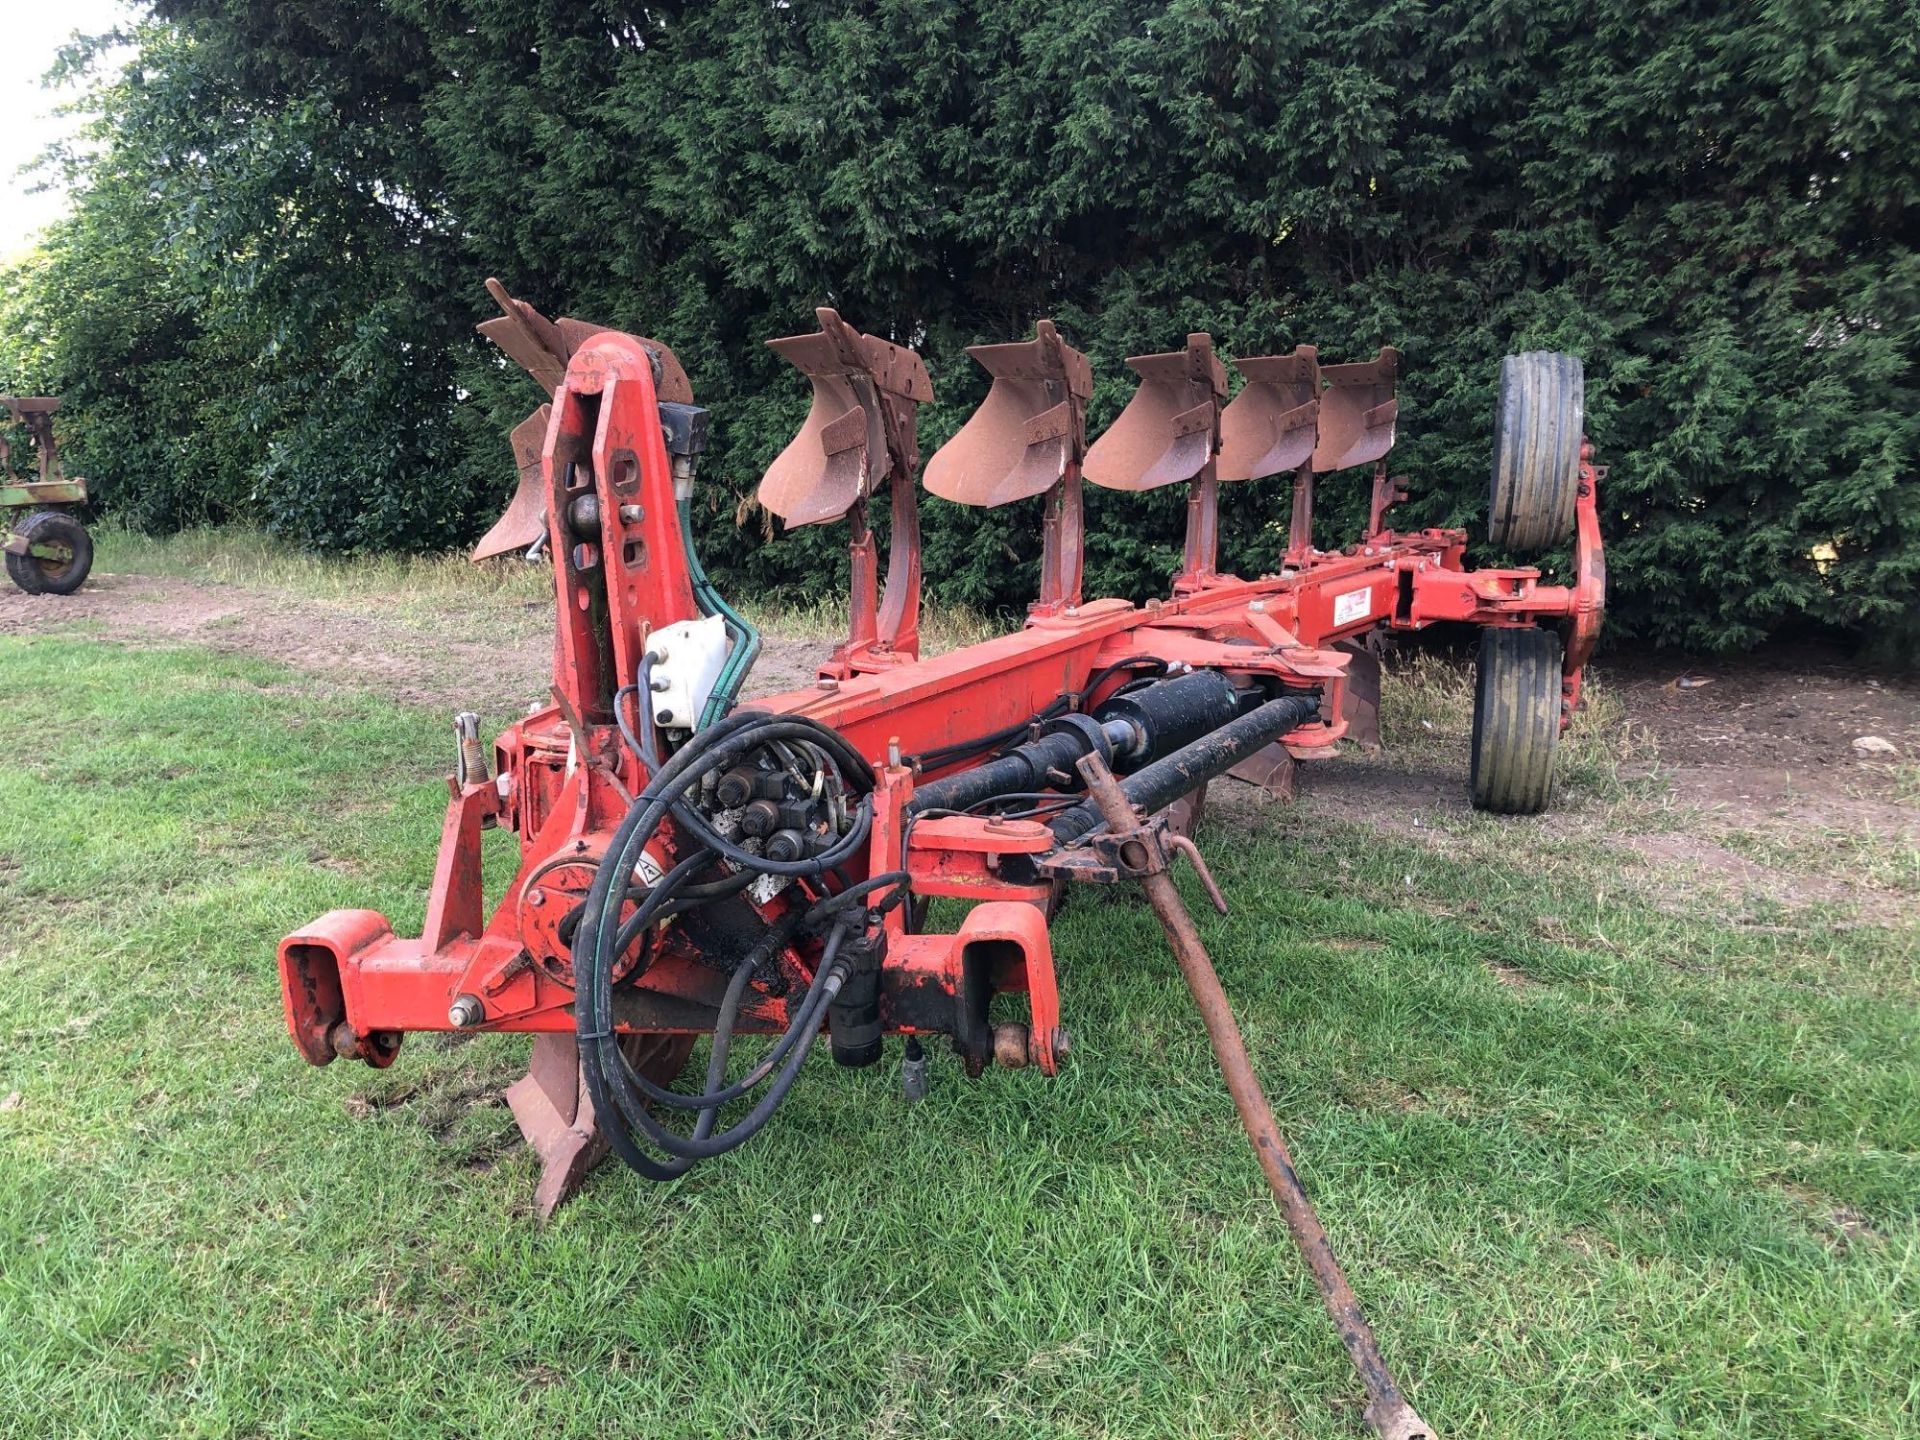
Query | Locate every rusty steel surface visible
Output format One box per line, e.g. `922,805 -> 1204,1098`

758,308 -> 933,676
479,277 -> 692,403
1337,637 -> 1385,749
759,307 -> 931,527
925,320 -> 1090,507
2,393 -> 94,594
1313,348 -> 1401,473
1226,742 -> 1297,801
923,319 -> 1093,613
1069,750 -> 1437,1440
2,393 -> 65,454
1218,346 -> 1321,482
472,405 -> 554,561
1083,333 -> 1226,493
1077,332 -> 1233,583
478,279 -> 569,392
473,280 -> 694,562
506,1031 -> 697,1219
1,394 -> 84,498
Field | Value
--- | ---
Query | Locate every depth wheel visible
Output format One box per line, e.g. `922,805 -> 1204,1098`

1488,351 -> 1583,552
1469,627 -> 1561,815
5,509 -> 93,595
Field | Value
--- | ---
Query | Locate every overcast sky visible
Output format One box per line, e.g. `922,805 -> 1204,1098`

1,0 -> 140,261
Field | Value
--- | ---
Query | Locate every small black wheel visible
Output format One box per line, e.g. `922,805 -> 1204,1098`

1488,351 -> 1584,552
5,508 -> 93,595
1469,627 -> 1562,815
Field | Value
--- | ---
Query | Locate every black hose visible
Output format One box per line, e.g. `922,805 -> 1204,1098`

908,672 -> 1248,817
901,657 -> 1162,774
598,920 -> 851,1162
575,848 -> 748,1182
1046,692 -> 1322,847
906,700 -> 1068,772
574,708 -> 879,1182
615,676 -> 660,776
658,718 -> 874,878
616,922 -> 845,1112
1078,654 -> 1168,706
907,721 -> 1113,816
805,870 -> 909,925
608,845 -> 721,966
616,957 -> 756,1180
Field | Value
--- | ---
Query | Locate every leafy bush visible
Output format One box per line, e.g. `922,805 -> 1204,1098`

1,1 -> 1913,652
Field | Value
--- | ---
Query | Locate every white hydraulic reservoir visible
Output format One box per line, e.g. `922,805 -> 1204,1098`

647,615 -> 729,730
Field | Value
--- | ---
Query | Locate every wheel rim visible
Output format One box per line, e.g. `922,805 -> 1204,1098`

33,554 -> 82,586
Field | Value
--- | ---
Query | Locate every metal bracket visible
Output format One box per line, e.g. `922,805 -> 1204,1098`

1039,805 -> 1227,914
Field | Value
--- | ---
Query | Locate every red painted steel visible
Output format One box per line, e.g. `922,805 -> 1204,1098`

278,308 -> 1604,1175
276,309 -> 1604,1438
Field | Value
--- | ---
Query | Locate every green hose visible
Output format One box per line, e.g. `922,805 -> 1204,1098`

682,496 -> 761,728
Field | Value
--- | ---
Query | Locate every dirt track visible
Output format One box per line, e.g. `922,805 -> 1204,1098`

4,568 -> 1915,918
0,570 -> 833,712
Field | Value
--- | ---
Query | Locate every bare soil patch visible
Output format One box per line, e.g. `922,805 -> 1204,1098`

1606,649 -> 1919,832
0,570 -> 829,715
1283,648 -> 1919,838
1216,647 -> 1918,924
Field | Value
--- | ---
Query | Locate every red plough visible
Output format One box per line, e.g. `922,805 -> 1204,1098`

280,285 -> 1604,1439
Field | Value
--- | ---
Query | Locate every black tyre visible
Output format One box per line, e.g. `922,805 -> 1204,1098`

1488,351 -> 1584,552
1469,627 -> 1562,815
5,508 -> 93,596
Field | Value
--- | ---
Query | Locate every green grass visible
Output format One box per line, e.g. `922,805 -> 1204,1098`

1,636 -> 1915,1438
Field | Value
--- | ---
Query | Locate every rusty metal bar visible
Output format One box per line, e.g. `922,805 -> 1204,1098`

1072,750 -> 1436,1440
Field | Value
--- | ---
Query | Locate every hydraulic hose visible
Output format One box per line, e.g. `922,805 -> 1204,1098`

682,496 -> 761,727
900,657 -> 1162,774
574,708 -> 877,1183
908,719 -> 1120,816
601,922 -> 851,1162
616,957 -> 755,1181
1047,691 -> 1322,847
909,670 -> 1250,817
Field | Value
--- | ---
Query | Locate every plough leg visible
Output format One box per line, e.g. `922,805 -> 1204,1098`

1228,745 -> 1297,801
1160,780 -> 1209,838
506,1033 -> 696,1219
1337,639 -> 1384,751
1073,752 -> 1436,1440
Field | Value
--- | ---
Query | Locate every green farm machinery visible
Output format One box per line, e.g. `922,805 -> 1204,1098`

1,396 -> 93,596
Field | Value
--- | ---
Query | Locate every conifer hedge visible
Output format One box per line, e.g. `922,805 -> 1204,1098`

2,1 -> 1914,652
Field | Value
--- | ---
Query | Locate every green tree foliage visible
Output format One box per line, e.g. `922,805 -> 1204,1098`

1,1 -> 1914,651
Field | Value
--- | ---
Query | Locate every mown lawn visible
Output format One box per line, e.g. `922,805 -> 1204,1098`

1,636 -> 1914,1438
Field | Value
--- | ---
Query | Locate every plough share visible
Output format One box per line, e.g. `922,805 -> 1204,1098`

281,283 -> 1605,1439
